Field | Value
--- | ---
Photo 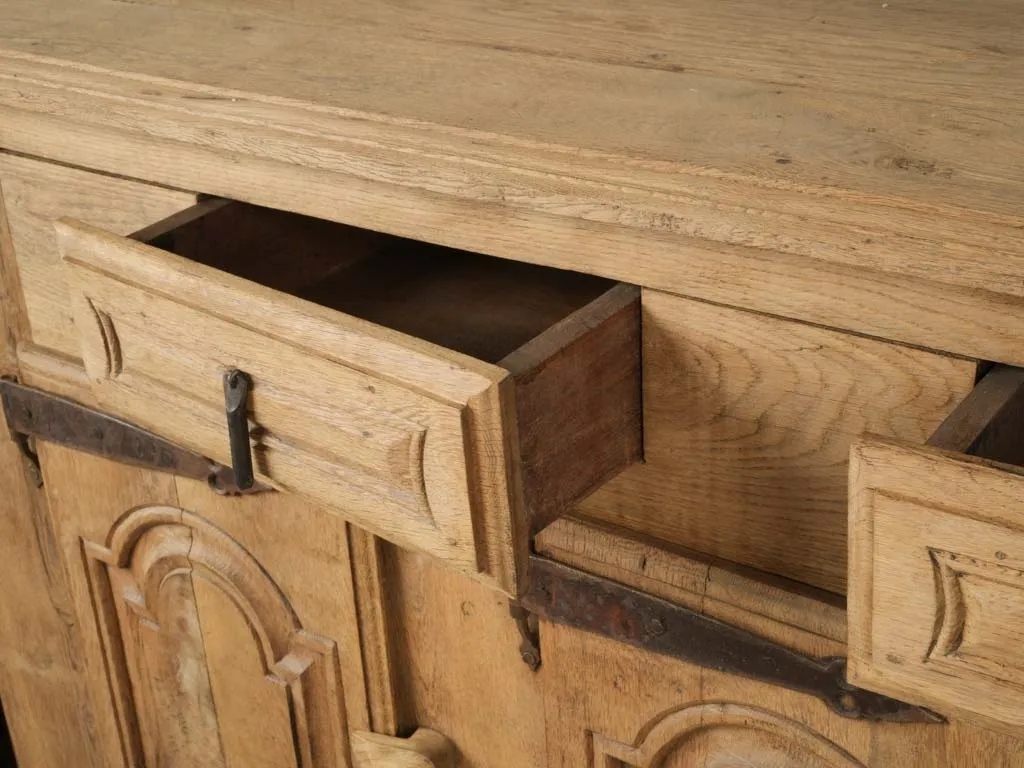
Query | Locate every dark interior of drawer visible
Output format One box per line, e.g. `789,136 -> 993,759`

140,200 -> 614,363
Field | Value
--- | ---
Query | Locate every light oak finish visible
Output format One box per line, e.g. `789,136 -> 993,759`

3,2 -> 1024,762
537,516 -> 846,656
35,443 -> 181,765
582,290 -> 977,593
0,162 -> 112,766
350,729 -> 455,768
0,152 -> 198,359
58,200 -> 641,595
0,399 -> 108,767
537,518 -> 1024,766
386,548 -> 547,768
348,529 -> 401,737
0,2 -> 1023,366
849,365 -> 1024,736
540,600 -> 1024,767
34,438 -> 452,767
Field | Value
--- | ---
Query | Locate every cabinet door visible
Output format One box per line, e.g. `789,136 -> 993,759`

37,441 -> 375,768
538,517 -> 1024,768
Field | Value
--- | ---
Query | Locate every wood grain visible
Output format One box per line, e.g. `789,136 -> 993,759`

536,516 -> 845,656
593,702 -> 866,767
0,167 -> 112,766
350,729 -> 455,768
0,156 -> 30,367
849,435 -> 1024,736
581,290 -> 977,593
387,547 -> 546,768
928,364 -> 1024,467
539,621 -> 868,768
16,343 -> 95,403
502,283 -> 642,533
347,528 -> 400,736
172,478 -> 369,759
0,152 -> 197,358
60,215 -> 520,591
58,201 -> 639,594
0,425 -> 114,767
542,610 -> 1024,767
37,442 -> 182,766
1,3 -> 1023,365
36,441 -> 394,766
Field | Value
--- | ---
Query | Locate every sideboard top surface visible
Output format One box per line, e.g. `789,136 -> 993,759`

1,0 -> 1022,360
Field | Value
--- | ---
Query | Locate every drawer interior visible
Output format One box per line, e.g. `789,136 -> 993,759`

57,195 -> 642,593
134,200 -> 615,363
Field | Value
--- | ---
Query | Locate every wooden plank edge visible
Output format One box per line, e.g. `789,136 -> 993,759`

536,516 -> 847,656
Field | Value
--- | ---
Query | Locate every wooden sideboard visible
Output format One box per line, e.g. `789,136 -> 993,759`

1,1 -> 1023,766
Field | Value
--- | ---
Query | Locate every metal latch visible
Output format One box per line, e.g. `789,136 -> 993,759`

521,555 -> 943,724
223,369 -> 255,491
0,378 -> 270,495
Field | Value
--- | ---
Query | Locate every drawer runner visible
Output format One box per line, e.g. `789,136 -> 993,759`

0,378 -> 268,495
522,556 -> 944,724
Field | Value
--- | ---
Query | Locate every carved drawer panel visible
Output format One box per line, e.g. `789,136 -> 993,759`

849,365 -> 1024,735
58,199 -> 641,596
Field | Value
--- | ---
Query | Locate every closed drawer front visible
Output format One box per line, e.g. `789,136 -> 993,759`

58,200 -> 641,595
849,364 -> 1024,734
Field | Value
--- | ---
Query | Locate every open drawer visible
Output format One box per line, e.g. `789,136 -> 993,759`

849,364 -> 1024,734
57,199 -> 641,596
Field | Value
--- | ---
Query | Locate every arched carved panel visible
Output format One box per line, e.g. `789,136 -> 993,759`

593,702 -> 865,768
80,505 -> 350,767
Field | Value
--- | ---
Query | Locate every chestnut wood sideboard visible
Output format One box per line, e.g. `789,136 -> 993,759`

1,1 -> 1023,765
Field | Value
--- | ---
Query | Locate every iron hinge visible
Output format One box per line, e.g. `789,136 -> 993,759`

509,601 -> 541,671
522,555 -> 944,724
8,416 -> 42,488
0,378 -> 270,495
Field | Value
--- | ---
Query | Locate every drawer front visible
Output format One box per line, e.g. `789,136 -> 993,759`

849,366 -> 1024,735
59,216 -> 521,591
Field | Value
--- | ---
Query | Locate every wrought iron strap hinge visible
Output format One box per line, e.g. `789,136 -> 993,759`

509,601 -> 541,671
0,378 -> 269,495
522,555 -> 944,724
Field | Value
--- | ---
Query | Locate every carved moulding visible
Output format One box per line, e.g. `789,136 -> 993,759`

592,701 -> 866,767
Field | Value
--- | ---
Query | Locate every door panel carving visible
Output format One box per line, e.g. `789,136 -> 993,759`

81,505 -> 350,767
593,702 -> 865,768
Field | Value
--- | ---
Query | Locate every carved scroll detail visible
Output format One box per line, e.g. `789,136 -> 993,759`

85,297 -> 123,378
928,548 -> 1024,689
592,702 -> 865,767
82,505 -> 350,767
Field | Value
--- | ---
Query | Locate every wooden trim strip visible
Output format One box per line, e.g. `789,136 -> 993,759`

536,517 -> 847,654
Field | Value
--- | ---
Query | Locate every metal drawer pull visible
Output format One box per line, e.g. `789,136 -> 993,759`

223,369 -> 255,491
